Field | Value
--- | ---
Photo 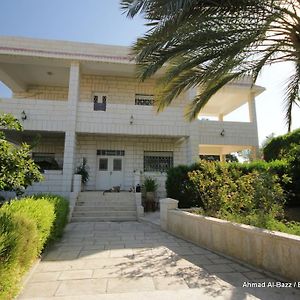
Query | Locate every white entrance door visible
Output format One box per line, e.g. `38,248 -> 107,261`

96,156 -> 124,190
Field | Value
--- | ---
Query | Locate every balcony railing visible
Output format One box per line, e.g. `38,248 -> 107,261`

0,98 -> 68,132
198,120 -> 258,146
76,103 -> 189,137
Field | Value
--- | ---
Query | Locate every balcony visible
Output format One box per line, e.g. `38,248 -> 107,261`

198,120 -> 258,147
76,103 -> 189,137
0,98 -> 68,132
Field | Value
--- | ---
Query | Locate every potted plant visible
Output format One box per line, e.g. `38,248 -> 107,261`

76,158 -> 89,190
142,177 -> 158,212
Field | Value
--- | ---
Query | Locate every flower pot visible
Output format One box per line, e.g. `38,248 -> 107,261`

146,191 -> 155,202
145,192 -> 156,212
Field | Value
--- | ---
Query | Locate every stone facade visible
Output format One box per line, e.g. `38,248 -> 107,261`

0,36 -> 263,199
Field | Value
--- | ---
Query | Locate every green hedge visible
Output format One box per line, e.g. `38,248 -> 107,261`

166,164 -> 200,208
31,194 -> 69,242
263,128 -> 300,161
263,129 -> 300,205
0,195 -> 69,300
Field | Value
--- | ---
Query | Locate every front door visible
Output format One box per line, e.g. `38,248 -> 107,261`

96,156 -> 124,190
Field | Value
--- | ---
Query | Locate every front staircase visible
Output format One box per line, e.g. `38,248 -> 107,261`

71,191 -> 137,222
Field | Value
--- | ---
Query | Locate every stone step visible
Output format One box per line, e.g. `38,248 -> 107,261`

78,192 -> 135,201
73,192 -> 137,222
71,216 -> 137,222
72,211 -> 137,218
76,201 -> 136,207
74,206 -> 136,212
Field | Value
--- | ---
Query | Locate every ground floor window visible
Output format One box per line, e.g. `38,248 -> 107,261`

144,151 -> 173,172
32,153 -> 61,171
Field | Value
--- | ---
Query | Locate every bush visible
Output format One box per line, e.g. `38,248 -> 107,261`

187,161 -> 285,218
0,194 -> 69,300
142,177 -> 158,192
214,210 -> 300,236
31,194 -> 69,242
166,164 -> 201,208
1,198 -> 55,253
263,128 -> 300,161
0,212 -> 38,300
167,160 -> 291,208
263,129 -> 300,205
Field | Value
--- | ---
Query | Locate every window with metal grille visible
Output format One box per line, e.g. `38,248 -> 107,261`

135,94 -> 154,106
144,151 -> 173,172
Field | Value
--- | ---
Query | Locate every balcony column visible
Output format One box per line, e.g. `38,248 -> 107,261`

248,92 -> 259,160
187,86 -> 200,164
187,119 -> 201,164
63,62 -> 80,195
219,114 -> 224,121
220,154 -> 226,162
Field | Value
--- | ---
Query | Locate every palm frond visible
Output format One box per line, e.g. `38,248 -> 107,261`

121,0 -> 300,127
284,63 -> 300,132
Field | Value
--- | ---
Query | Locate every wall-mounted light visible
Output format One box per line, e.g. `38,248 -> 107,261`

130,115 -> 134,125
21,110 -> 27,121
220,129 -> 225,137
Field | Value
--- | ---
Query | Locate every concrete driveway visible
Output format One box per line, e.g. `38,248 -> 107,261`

18,222 -> 300,300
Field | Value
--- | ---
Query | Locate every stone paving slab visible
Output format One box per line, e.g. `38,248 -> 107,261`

18,221 -> 300,300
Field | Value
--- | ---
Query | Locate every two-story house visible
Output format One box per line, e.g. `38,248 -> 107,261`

0,36 -> 264,202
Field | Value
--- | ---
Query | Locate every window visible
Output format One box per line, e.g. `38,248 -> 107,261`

92,92 -> 107,104
113,159 -> 122,171
99,158 -> 108,171
135,94 -> 154,106
32,153 -> 61,171
93,92 -> 107,111
144,151 -> 173,172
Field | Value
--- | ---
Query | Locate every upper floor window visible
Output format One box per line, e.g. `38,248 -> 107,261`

144,151 -> 173,173
92,92 -> 107,111
135,94 -> 154,106
92,92 -> 107,104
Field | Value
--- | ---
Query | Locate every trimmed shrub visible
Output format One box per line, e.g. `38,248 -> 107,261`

0,212 -> 38,300
31,194 -> 69,242
1,198 -> 55,253
0,194 -> 69,300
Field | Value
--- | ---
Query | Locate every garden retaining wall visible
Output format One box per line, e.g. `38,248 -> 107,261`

160,198 -> 300,281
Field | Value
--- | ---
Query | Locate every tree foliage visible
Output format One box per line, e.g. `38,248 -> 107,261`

263,128 -> 300,204
121,0 -> 300,130
0,113 -> 42,195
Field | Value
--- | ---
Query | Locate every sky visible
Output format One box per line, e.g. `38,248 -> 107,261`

0,0 -> 299,145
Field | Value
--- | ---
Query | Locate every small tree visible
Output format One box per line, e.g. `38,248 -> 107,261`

0,113 -> 42,196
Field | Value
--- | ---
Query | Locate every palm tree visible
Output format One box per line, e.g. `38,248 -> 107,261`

121,0 -> 300,131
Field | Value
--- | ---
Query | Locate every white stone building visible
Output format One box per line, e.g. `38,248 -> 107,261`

0,36 -> 264,200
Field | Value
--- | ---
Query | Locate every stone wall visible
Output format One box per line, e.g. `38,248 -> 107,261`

160,199 -> 300,281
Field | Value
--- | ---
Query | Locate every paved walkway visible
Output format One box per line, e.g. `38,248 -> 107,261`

19,222 -> 300,300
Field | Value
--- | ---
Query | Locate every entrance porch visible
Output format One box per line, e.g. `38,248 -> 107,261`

75,134 -> 188,198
